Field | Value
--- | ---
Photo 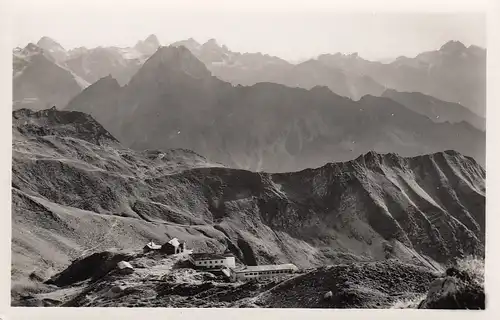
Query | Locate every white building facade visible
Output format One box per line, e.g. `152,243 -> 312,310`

232,263 -> 298,281
189,253 -> 236,269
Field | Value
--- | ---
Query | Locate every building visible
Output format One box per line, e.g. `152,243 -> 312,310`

160,238 -> 184,255
143,241 -> 162,252
189,252 -> 236,269
231,263 -> 298,281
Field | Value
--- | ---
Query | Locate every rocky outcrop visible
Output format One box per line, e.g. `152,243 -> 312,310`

418,261 -> 485,309
45,251 -> 135,287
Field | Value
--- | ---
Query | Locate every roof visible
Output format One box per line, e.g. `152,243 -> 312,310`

190,253 -> 226,261
234,263 -> 298,273
168,238 -> 180,247
145,242 -> 161,250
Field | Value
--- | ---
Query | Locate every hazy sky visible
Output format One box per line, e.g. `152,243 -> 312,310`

11,0 -> 486,61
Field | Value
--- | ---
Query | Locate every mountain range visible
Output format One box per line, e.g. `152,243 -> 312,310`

170,38 -> 386,100
172,38 -> 486,117
65,45 -> 485,172
318,41 -> 486,117
13,36 -> 486,119
10,33 -> 487,309
12,107 -> 485,288
13,43 -> 88,111
12,35 -> 161,110
381,89 -> 485,131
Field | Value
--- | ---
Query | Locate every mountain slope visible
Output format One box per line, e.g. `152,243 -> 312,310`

381,89 -> 485,131
12,108 -> 485,287
66,46 -> 485,172
275,59 -> 385,99
13,43 -> 88,110
65,47 -> 144,86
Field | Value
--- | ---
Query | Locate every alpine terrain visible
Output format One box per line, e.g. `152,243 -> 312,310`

11,107 -> 485,308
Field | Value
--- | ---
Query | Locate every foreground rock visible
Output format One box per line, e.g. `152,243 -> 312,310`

418,258 -> 485,309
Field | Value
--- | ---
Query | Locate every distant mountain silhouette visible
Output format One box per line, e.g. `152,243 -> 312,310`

319,41 -> 486,116
36,36 -> 68,63
13,43 -> 88,111
14,37 -> 485,117
382,89 -> 485,131
134,34 -> 161,56
65,35 -> 159,85
172,39 -> 385,100
66,46 -> 485,172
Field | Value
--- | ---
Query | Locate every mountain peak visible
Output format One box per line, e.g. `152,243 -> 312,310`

37,36 -> 65,51
171,38 -> 202,51
130,45 -> 212,84
204,38 -> 219,46
202,38 -> 226,52
440,40 -> 466,52
134,34 -> 161,55
144,34 -> 160,46
95,74 -> 120,87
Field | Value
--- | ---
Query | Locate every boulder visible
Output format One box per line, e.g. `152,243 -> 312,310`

117,261 -> 134,275
418,275 -> 484,309
105,285 -> 125,298
323,291 -> 333,300
29,271 -> 46,282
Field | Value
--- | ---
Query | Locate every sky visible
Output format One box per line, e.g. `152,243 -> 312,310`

10,0 -> 486,62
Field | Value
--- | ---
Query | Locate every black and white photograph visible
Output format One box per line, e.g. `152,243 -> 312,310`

1,0 -> 497,315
